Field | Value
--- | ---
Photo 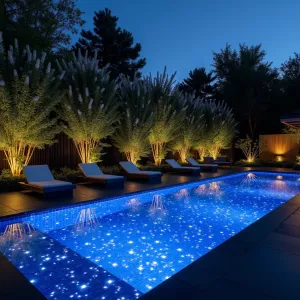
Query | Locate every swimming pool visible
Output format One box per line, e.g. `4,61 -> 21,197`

0,171 -> 299,299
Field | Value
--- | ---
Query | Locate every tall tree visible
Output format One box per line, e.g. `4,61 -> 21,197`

0,0 -> 84,52
179,67 -> 216,100
213,44 -> 280,139
281,53 -> 300,113
74,8 -> 146,79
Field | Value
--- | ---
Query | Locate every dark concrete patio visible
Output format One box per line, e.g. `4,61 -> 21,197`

1,167 -> 300,300
0,169 -> 234,218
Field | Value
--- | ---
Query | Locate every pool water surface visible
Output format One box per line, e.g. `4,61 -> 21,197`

0,172 -> 299,299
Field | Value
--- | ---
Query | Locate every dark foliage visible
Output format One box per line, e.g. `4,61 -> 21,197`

179,67 -> 217,100
281,53 -> 300,114
213,44 -> 281,139
74,8 -> 146,79
0,0 -> 84,52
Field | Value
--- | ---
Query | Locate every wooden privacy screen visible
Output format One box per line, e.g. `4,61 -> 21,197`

259,134 -> 299,161
0,132 -> 80,170
0,132 -> 123,170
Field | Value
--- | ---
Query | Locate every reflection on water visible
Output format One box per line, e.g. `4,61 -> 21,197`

271,179 -> 287,192
209,182 -> 221,195
149,195 -> 166,219
76,208 -> 98,232
195,182 -> 221,197
125,198 -> 141,211
195,184 -> 206,195
0,223 -> 35,241
242,173 -> 257,185
175,189 -> 189,201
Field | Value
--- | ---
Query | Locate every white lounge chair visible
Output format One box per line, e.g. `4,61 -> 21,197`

186,158 -> 218,172
165,159 -> 200,175
79,163 -> 124,186
119,161 -> 162,182
20,165 -> 75,194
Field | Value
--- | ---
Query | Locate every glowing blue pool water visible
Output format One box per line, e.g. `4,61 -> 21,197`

0,172 -> 300,299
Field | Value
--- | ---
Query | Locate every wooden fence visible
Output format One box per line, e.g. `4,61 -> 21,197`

0,133 -> 124,170
259,134 -> 299,161
0,133 -> 82,170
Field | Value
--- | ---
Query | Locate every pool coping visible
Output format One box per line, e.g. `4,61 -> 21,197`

0,169 -> 295,222
1,169 -> 300,299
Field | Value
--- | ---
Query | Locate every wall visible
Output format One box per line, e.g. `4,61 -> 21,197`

259,134 -> 299,161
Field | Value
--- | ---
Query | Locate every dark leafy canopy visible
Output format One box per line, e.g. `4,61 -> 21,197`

213,44 -> 280,139
0,0 -> 84,52
281,53 -> 300,113
179,67 -> 217,100
74,8 -> 146,79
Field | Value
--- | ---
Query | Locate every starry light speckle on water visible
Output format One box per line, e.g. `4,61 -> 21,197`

0,172 -> 299,299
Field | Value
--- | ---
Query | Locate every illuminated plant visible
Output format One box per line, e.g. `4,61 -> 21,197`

113,75 -> 153,165
0,34 -> 63,176
58,49 -> 119,163
171,94 -> 204,163
196,100 -> 237,160
146,69 -> 185,165
235,136 -> 264,162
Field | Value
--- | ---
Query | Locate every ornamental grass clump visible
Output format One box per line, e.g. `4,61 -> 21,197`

196,100 -> 237,159
58,49 -> 119,163
146,69 -> 185,166
0,34 -> 64,176
171,94 -> 204,163
113,75 -> 153,165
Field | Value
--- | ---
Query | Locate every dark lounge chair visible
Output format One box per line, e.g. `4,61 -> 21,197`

186,157 -> 218,172
165,159 -> 201,175
119,161 -> 162,182
78,163 -> 124,186
20,165 -> 75,195
214,156 -> 232,167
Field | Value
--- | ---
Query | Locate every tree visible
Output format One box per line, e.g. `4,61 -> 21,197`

113,75 -> 153,165
58,49 -> 119,163
0,34 -> 64,176
146,69 -> 185,166
213,44 -> 280,140
0,0 -> 84,52
179,67 -> 216,100
281,53 -> 300,113
74,8 -> 146,79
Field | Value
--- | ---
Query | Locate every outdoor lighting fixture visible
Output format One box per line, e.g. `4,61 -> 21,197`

275,155 -> 284,162
276,175 -> 283,180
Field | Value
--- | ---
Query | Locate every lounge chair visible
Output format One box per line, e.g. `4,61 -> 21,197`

165,159 -> 201,175
20,165 -> 75,195
119,161 -> 162,182
214,156 -> 232,167
204,156 -> 214,164
186,158 -> 218,172
78,163 -> 124,186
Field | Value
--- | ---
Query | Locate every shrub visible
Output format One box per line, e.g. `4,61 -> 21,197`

196,100 -> 237,160
0,34 -> 64,176
235,136 -> 265,162
113,75 -> 153,165
147,69 -> 185,165
58,49 -> 119,163
171,94 -> 204,163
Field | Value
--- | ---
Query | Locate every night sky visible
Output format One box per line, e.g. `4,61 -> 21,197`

76,0 -> 300,81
